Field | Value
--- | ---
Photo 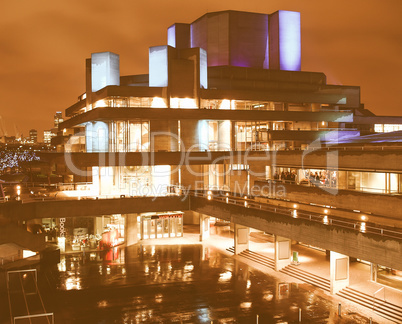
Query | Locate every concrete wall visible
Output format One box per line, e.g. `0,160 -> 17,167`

0,224 -> 46,252
150,120 -> 178,152
0,197 -> 189,221
255,181 -> 402,220
190,196 -> 402,271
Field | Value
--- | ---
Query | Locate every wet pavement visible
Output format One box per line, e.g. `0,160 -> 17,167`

0,224 -> 384,323
1,243 -> 372,324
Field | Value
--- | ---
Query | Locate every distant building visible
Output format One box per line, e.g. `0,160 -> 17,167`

54,111 -> 64,128
29,129 -> 38,143
43,130 -> 55,144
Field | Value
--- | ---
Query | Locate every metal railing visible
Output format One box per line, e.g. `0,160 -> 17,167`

373,286 -> 385,311
192,191 -> 402,241
259,178 -> 402,195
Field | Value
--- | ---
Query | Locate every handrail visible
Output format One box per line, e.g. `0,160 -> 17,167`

373,286 -> 385,311
191,191 -> 402,241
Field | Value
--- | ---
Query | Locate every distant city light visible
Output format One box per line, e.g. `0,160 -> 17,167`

0,150 -> 40,172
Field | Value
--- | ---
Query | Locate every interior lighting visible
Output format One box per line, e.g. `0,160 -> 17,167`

219,271 -> 232,281
151,97 -> 167,108
219,99 -> 231,110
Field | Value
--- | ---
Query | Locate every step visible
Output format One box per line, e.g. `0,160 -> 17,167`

339,287 -> 402,320
240,253 -> 275,267
281,265 -> 330,286
280,268 -> 330,291
241,250 -> 275,265
337,290 -> 402,323
281,265 -> 330,287
345,286 -> 402,314
238,251 -> 275,269
286,264 -> 331,282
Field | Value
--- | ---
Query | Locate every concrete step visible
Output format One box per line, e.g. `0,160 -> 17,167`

226,248 -> 275,269
226,246 -> 235,253
346,286 -> 402,314
285,264 -> 330,286
337,287 -> 402,323
280,265 -> 330,291
239,250 -> 275,270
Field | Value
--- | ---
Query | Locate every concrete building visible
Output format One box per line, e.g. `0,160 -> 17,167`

2,10 -> 402,315
54,111 -> 63,128
29,129 -> 37,143
43,130 -> 55,145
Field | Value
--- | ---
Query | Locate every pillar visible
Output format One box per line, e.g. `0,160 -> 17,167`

370,263 -> 378,282
150,120 -> 178,152
218,120 -> 231,151
125,214 -> 138,246
274,235 -> 291,271
199,214 -> 210,242
330,251 -> 349,294
234,223 -> 249,254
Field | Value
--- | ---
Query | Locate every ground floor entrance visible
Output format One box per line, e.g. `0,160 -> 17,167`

139,212 -> 183,240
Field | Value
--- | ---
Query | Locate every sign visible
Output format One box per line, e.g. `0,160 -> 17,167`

59,218 -> 66,237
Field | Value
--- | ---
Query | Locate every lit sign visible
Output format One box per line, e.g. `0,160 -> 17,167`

59,218 -> 66,237
151,213 -> 183,219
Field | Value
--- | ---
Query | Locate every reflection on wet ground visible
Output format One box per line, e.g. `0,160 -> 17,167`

27,243 -> 373,323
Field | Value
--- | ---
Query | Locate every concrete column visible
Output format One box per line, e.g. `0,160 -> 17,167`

180,120 -> 200,151
274,235 -> 291,271
338,171 -> 347,190
218,120 -> 231,151
249,163 -> 266,192
199,214 -> 210,242
234,223 -> 249,254
125,213 -> 138,246
330,251 -> 349,294
370,263 -> 378,282
150,120 -> 178,152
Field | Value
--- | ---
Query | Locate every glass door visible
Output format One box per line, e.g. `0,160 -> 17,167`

156,219 -> 163,238
163,218 -> 169,238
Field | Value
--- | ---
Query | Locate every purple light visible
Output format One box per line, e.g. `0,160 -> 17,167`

279,11 -> 301,71
167,25 -> 176,47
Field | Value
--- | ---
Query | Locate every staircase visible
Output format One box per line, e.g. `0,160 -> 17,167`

337,287 -> 402,323
279,264 -> 330,292
226,246 -> 235,253
226,247 -> 275,270
226,247 -> 402,323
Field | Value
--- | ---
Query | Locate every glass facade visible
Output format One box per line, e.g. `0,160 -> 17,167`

270,167 -> 402,194
138,212 -> 183,240
109,120 -> 149,152
374,124 -> 402,133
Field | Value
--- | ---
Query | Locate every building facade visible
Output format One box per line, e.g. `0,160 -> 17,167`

52,9 -> 392,199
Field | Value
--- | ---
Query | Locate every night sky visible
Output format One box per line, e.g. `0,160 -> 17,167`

1,0 -> 401,140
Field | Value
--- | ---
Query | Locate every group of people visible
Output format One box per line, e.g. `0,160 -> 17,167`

273,170 -> 296,182
272,169 -> 336,187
